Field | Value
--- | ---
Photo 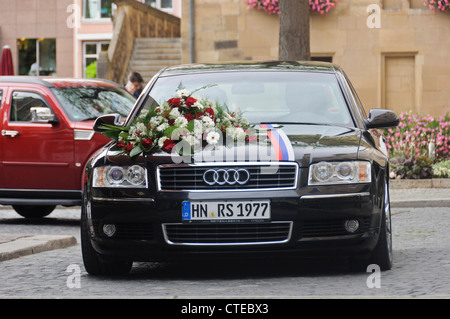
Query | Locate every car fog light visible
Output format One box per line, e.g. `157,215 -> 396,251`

103,224 -> 116,237
344,220 -> 359,233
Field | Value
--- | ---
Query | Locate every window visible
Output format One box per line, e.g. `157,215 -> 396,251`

17,38 -> 56,76
10,91 -> 51,122
83,0 -> 113,19
147,72 -> 354,127
51,86 -> 135,122
311,56 -> 333,63
143,0 -> 173,11
83,41 -> 110,78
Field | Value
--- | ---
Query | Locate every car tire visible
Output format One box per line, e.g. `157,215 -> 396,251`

12,205 -> 55,219
80,191 -> 132,276
348,180 -> 393,272
370,182 -> 393,271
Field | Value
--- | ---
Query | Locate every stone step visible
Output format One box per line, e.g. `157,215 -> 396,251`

127,37 -> 182,83
130,59 -> 181,67
134,39 -> 181,49
132,53 -> 181,61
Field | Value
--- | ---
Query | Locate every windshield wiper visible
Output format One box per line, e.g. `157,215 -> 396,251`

258,122 -> 355,130
259,122 -> 332,126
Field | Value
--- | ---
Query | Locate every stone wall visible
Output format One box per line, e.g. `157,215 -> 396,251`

0,0 -> 74,77
181,0 -> 450,117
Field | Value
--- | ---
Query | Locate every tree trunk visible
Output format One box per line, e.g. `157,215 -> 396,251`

279,0 -> 310,61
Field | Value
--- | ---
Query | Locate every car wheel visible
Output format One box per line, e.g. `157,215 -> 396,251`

12,205 -> 55,218
370,182 -> 393,271
348,180 -> 393,272
80,191 -> 132,276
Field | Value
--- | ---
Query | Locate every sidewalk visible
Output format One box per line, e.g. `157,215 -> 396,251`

390,188 -> 450,208
0,181 -> 448,262
0,234 -> 77,262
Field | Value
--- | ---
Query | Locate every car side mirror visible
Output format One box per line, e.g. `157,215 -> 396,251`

31,107 -> 58,125
93,113 -> 123,133
364,109 -> 399,129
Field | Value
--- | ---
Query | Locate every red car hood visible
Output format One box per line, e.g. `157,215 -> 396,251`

73,120 -> 95,130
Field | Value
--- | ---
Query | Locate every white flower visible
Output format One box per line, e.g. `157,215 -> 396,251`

193,101 -> 204,110
136,122 -> 147,134
150,116 -> 164,127
169,108 -> 181,119
202,116 -> 215,128
206,131 -> 220,145
175,89 -> 190,98
158,136 -> 168,148
157,123 -> 169,132
174,116 -> 188,128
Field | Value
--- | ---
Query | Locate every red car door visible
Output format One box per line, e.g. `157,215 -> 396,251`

0,87 -> 76,191
0,86 -> 6,188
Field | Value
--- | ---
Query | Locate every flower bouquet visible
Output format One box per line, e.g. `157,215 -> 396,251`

98,87 -> 256,158
244,0 -> 339,15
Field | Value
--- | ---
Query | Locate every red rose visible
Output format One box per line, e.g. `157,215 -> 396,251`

162,139 -> 176,153
195,112 -> 204,119
141,138 -> 153,149
124,142 -> 134,153
185,97 -> 197,108
205,107 -> 214,117
184,113 -> 195,122
168,98 -> 181,108
116,141 -> 126,148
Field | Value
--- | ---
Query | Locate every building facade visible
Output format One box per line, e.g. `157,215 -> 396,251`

180,0 -> 450,117
0,0 -> 181,79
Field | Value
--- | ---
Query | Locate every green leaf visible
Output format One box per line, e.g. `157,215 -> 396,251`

129,144 -> 143,158
186,120 -> 195,132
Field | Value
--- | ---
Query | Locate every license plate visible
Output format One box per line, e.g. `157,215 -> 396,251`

182,200 -> 271,222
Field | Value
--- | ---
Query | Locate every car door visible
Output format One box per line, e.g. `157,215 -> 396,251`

0,87 -> 76,191
0,86 -> 6,188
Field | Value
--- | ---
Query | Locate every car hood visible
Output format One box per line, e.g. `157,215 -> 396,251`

105,124 -> 362,168
277,124 -> 362,167
189,124 -> 362,167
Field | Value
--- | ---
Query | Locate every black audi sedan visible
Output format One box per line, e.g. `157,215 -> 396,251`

81,61 -> 399,275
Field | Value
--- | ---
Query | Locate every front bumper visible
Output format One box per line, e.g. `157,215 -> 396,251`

86,185 -> 382,262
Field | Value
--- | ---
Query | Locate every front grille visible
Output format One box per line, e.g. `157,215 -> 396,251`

301,218 -> 371,238
163,222 -> 293,245
157,163 -> 298,191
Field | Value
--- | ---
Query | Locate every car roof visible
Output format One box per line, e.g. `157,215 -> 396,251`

159,61 -> 340,77
0,76 -> 120,88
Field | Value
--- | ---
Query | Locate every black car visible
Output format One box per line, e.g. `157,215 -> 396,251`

81,61 -> 399,276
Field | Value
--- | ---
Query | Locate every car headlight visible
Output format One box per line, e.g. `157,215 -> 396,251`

308,161 -> 371,185
93,165 -> 147,188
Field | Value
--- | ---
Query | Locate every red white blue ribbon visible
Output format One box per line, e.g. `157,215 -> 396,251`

259,124 -> 295,161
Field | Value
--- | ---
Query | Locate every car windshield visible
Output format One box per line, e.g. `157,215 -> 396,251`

144,71 -> 354,126
51,86 -> 135,122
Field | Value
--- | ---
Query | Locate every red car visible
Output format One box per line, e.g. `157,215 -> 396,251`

0,77 -> 135,218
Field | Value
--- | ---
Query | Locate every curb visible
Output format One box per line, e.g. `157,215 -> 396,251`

0,235 -> 77,262
390,178 -> 450,189
391,199 -> 450,208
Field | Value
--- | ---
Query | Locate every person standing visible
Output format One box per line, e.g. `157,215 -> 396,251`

123,72 -> 144,98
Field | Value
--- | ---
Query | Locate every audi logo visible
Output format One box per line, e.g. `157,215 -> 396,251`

203,168 -> 251,186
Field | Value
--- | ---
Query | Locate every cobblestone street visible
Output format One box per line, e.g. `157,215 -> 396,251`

0,205 -> 449,298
